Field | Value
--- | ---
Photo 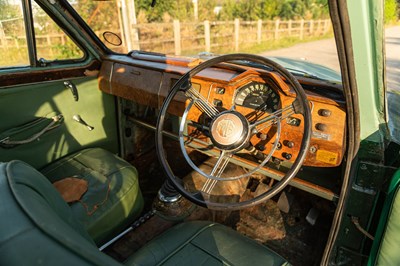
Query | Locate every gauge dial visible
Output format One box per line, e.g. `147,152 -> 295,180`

234,81 -> 280,113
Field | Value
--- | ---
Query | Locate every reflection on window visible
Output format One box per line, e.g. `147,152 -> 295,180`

32,1 -> 84,61
0,0 -> 29,67
67,0 -> 125,53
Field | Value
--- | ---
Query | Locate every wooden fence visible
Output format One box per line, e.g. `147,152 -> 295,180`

0,19 -> 331,58
127,19 -> 331,55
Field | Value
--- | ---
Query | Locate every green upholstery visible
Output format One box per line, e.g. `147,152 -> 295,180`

40,148 -> 144,245
376,186 -> 400,265
126,221 -> 290,266
368,168 -> 400,265
0,160 -> 290,266
0,161 -> 119,266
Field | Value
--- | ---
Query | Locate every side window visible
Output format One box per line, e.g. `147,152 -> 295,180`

32,1 -> 84,61
0,0 -> 84,69
0,0 -> 30,67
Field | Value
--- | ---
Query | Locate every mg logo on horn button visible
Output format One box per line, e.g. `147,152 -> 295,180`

216,119 -> 235,138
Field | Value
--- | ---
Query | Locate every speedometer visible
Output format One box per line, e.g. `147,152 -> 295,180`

234,81 -> 280,113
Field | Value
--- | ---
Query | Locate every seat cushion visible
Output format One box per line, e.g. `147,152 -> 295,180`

41,148 -> 144,245
125,221 -> 290,266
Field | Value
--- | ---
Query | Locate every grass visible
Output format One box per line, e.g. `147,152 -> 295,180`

0,47 -> 30,68
180,32 -> 335,57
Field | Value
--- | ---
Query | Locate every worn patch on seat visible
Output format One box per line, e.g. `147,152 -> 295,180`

53,177 -> 88,203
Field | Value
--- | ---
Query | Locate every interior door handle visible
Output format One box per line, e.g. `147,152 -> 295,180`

64,81 -> 79,101
0,114 -> 64,148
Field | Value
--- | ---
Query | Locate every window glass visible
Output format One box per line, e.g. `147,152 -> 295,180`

68,0 -> 125,53
384,0 -> 399,143
69,0 -> 340,82
0,0 -> 30,67
32,1 -> 84,61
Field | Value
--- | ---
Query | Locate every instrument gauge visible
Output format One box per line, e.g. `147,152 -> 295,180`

234,81 -> 280,113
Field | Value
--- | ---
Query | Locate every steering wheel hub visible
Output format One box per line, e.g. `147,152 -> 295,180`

209,112 -> 249,150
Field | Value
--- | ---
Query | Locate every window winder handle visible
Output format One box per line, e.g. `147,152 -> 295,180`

73,115 -> 94,131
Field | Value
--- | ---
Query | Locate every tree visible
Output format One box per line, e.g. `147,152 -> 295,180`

132,0 -> 330,22
260,0 -> 283,20
0,0 -> 20,21
0,0 -> 24,37
198,0 -> 218,21
70,0 -> 120,31
136,0 -> 176,22
385,0 -> 398,23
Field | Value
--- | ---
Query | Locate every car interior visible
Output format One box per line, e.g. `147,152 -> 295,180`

1,0 -> 397,265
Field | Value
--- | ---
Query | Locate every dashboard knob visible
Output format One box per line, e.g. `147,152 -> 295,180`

258,133 -> 267,140
256,144 -> 266,151
283,140 -> 294,148
318,109 -> 332,117
282,152 -> 292,160
315,123 -> 327,131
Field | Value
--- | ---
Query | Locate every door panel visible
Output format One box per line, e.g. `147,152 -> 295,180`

0,77 -> 118,169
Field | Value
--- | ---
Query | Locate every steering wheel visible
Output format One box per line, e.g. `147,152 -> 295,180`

156,54 -> 312,210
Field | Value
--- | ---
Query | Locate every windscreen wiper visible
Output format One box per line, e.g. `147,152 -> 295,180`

284,67 -> 323,80
230,60 -> 274,72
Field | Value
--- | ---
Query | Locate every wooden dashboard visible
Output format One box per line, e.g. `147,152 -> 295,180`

98,53 -> 346,168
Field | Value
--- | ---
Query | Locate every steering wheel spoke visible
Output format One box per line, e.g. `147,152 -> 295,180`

210,151 -> 232,176
185,86 -> 219,119
251,104 -> 295,133
201,151 -> 232,194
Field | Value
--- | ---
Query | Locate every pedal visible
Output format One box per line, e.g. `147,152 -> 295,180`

277,191 -> 294,213
306,207 -> 319,226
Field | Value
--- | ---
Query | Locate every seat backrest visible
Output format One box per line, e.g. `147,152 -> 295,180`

368,169 -> 400,265
0,160 -> 120,266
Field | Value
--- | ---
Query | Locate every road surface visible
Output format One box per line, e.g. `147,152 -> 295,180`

385,26 -> 400,92
260,38 -> 341,72
385,26 -> 400,142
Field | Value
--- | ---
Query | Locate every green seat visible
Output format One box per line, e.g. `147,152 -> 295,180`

368,169 -> 400,265
40,148 -> 144,245
127,221 -> 289,266
0,160 -> 290,266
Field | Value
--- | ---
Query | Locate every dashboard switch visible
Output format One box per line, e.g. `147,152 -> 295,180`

277,142 -> 282,150
286,117 -> 301,127
213,99 -> 223,107
216,87 -> 225,94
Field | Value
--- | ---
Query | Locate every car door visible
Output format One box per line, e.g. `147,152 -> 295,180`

0,0 -> 118,169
